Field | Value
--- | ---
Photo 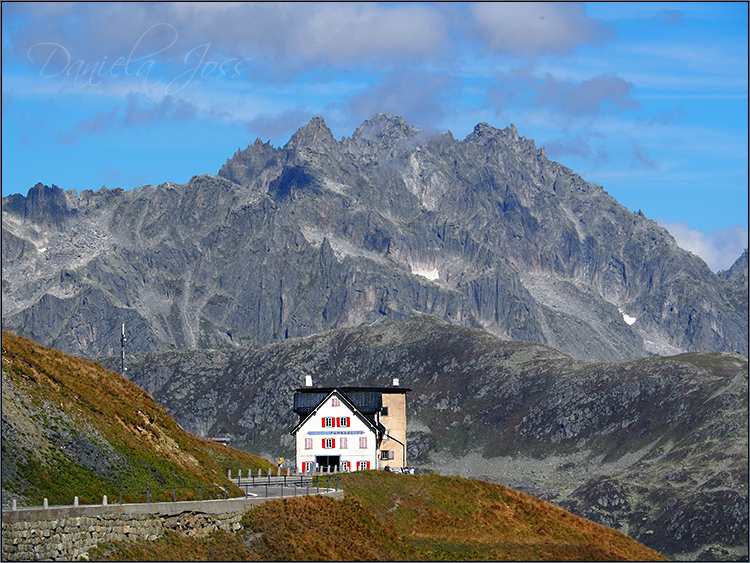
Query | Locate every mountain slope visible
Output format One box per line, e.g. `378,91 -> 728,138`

2,115 -> 746,361
96,315 -> 748,561
92,472 -> 667,562
1,330 -> 275,507
1,329 -> 668,562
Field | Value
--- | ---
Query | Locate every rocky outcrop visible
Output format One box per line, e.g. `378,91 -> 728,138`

95,315 -> 749,561
719,248 -> 748,286
2,114 -> 747,360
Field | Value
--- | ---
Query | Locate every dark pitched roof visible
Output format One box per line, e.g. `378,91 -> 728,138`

293,386 -> 409,416
290,388 -> 386,436
293,389 -> 381,415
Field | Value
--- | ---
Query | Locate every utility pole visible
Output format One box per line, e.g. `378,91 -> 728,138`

120,323 -> 127,376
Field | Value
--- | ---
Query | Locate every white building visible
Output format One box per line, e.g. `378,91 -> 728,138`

290,382 -> 409,472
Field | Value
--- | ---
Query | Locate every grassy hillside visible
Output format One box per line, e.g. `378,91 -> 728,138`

2,329 -> 666,560
92,471 -> 668,561
101,314 -> 747,559
1,330 -> 275,507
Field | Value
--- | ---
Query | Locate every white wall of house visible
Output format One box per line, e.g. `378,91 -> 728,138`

295,394 -> 379,472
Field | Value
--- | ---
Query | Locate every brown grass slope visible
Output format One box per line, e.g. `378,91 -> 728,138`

92,471 -> 667,561
100,314 -> 747,560
1,330 -> 275,507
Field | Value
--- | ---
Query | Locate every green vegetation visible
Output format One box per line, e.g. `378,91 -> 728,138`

1,330 -> 274,506
90,529 -> 258,562
3,330 -> 667,561
93,472 -> 668,561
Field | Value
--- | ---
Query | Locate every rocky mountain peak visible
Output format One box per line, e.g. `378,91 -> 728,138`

352,111 -> 421,148
463,121 -> 543,163
2,182 -> 75,230
219,135 -> 282,188
284,115 -> 337,151
719,248 -> 748,285
2,113 -> 747,361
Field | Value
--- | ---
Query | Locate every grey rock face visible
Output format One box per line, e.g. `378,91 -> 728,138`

95,315 -> 749,561
2,114 -> 747,360
719,248 -> 748,286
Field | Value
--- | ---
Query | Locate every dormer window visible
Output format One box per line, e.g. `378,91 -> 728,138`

332,397 -> 340,407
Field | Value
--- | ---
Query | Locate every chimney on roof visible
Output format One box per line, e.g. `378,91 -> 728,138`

392,378 -> 399,387
305,375 -> 313,388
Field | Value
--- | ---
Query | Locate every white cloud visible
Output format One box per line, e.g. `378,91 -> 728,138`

658,220 -> 749,272
470,2 -> 613,55
5,3 -> 448,69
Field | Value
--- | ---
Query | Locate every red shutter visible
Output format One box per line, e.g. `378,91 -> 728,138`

322,439 -> 326,448
332,439 -> 335,448
367,461 -> 370,470
321,417 -> 325,427
347,417 -> 350,427
335,417 -> 340,427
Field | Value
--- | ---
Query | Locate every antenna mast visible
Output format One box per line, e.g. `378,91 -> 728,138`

120,323 -> 127,375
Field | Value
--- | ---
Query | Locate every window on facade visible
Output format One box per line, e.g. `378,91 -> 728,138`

332,397 -> 340,407
323,438 -> 335,449
340,437 -> 348,449
380,450 -> 395,460
322,417 -> 333,427
339,416 -> 349,427
381,406 -> 389,416
359,437 -> 367,449
304,438 -> 313,450
357,461 -> 369,471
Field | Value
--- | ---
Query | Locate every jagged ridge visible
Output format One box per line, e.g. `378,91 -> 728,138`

2,114 -> 747,361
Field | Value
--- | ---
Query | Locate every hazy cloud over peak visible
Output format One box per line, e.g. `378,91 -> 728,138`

345,69 -> 454,130
535,73 -> 640,116
544,134 -> 608,162
487,70 -> 639,119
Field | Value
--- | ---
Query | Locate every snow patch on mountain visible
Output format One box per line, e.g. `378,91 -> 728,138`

619,309 -> 637,325
412,267 -> 439,281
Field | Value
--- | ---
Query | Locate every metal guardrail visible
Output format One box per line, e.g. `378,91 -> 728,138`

233,473 -> 332,487
119,485 -> 229,505
119,476 -> 342,505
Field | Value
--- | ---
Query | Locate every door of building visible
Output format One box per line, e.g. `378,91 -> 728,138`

315,455 -> 341,471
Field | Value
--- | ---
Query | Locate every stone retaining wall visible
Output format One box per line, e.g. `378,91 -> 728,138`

1,491 -> 344,561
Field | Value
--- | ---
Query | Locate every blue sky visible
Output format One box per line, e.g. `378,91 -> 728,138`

2,2 -> 747,271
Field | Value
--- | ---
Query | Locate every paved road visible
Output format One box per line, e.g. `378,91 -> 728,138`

234,476 -> 340,499
239,484 -> 337,499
